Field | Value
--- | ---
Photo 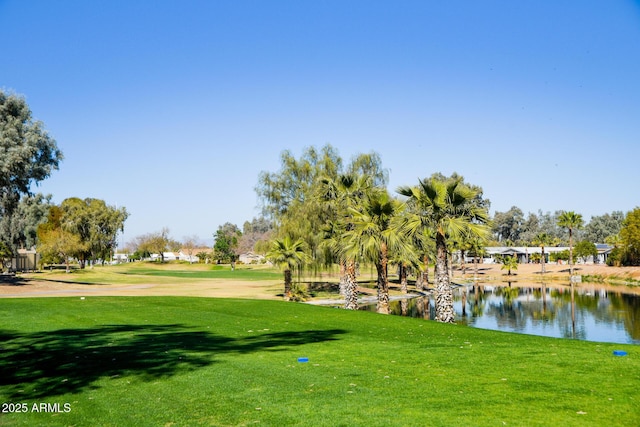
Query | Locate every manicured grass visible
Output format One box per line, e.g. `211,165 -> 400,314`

0,297 -> 638,426
116,264 -> 282,281
24,262 -> 283,285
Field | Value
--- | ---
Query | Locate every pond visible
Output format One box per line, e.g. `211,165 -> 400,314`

358,283 -> 640,345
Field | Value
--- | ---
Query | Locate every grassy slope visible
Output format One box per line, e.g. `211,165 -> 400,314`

0,297 -> 638,427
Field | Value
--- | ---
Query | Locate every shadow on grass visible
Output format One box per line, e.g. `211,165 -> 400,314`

0,275 -> 109,287
0,275 -> 31,286
0,324 -> 346,399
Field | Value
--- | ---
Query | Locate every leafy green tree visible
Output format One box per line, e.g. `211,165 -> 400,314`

238,217 -> 273,254
59,198 -> 128,267
0,193 -> 52,252
582,211 -> 624,243
346,152 -> 389,187
574,240 -> 597,263
0,242 -> 12,272
213,223 -> 241,266
549,249 -> 570,263
266,236 -> 310,300
257,146 -> 388,278
557,211 -> 584,276
256,145 -> 343,264
620,208 -> 640,265
256,145 -> 342,220
492,206 -> 524,243
519,211 -> 541,245
37,206 -> 87,272
398,174 -> 490,323
0,91 -> 63,253
535,210 -> 565,242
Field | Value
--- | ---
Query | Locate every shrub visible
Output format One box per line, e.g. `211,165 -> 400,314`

289,283 -> 309,302
606,247 -> 622,266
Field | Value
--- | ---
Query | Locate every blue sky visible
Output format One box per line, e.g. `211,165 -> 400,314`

2,1 -> 639,247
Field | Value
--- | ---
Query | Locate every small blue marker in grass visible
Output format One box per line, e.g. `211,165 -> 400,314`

613,350 -> 627,356
298,357 -> 309,362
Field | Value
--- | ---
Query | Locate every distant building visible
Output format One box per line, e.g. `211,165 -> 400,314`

474,245 -> 613,264
239,252 -> 265,264
10,249 -> 39,272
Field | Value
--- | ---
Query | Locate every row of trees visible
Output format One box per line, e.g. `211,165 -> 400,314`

123,218 -> 273,266
257,145 -> 491,323
1,91 -> 132,272
495,207 -> 640,268
257,145 -> 640,322
491,206 -> 624,247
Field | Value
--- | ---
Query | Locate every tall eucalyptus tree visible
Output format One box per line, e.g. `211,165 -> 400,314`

1,91 -> 63,253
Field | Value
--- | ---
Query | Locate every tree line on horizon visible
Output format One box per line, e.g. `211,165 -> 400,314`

2,90 -> 640,320
254,144 -> 640,322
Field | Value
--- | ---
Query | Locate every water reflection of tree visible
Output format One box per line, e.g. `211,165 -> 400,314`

531,284 -> 556,323
390,295 -> 432,320
384,284 -> 640,343
609,293 -> 640,341
485,286 -> 529,331
469,284 -> 487,319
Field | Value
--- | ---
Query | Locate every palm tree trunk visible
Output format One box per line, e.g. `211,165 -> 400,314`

473,253 -> 479,281
461,288 -> 467,317
344,259 -> 358,310
424,254 -> 429,284
435,233 -> 455,323
571,282 -> 576,337
568,228 -> 574,277
400,263 -> 408,294
416,254 -> 429,291
284,269 -> 292,301
339,259 -> 347,297
376,243 -> 390,314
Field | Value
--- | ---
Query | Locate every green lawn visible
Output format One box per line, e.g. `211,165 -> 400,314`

114,264 -> 283,281
0,297 -> 638,426
28,262 -> 284,285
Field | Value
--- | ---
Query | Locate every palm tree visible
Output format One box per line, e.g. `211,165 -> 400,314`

317,173 -> 372,309
345,190 -> 415,314
501,255 -> 519,276
532,233 -> 553,274
557,211 -> 584,334
398,176 -> 490,323
557,211 -> 584,277
266,236 -> 310,301
466,236 -> 487,281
